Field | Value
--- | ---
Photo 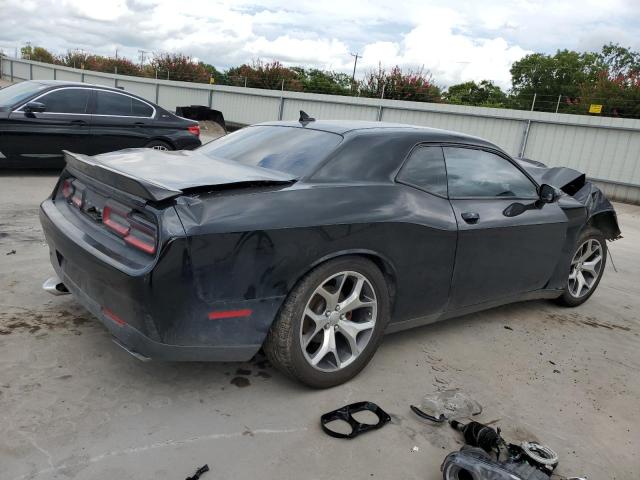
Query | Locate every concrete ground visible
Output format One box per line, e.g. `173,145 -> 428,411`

0,170 -> 638,480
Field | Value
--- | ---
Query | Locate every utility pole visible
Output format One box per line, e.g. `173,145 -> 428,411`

350,52 -> 361,83
138,49 -> 150,68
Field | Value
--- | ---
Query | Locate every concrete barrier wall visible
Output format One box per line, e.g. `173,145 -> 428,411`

1,57 -> 639,202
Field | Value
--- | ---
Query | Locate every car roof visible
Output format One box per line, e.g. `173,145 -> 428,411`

32,80 -> 129,93
256,120 -> 498,149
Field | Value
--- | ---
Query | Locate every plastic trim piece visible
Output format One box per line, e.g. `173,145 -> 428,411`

320,401 -> 391,439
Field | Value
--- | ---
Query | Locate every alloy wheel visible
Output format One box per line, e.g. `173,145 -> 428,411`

299,271 -> 377,372
568,239 -> 603,298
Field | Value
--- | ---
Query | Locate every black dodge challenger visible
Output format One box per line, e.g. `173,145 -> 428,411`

40,118 -> 621,387
0,80 -> 201,168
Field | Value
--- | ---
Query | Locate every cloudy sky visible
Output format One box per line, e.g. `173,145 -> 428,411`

1,0 -> 639,88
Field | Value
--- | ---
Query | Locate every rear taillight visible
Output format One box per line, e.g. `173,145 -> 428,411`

62,179 -> 74,199
103,202 -> 157,255
103,205 -> 131,236
61,177 -> 84,208
187,124 -> 200,136
124,216 -> 157,254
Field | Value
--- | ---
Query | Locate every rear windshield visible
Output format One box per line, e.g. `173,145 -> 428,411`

0,81 -> 48,108
198,125 -> 343,176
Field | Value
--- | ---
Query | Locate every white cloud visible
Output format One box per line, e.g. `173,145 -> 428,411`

64,0 -> 130,21
0,0 -> 638,89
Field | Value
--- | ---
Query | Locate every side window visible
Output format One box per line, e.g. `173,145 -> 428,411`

396,146 -> 448,196
95,91 -> 153,117
37,89 -> 90,114
444,147 -> 538,198
131,99 -> 153,117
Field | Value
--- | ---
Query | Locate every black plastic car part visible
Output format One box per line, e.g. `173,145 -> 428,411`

410,404 -> 447,423
320,401 -> 391,439
185,464 -> 209,480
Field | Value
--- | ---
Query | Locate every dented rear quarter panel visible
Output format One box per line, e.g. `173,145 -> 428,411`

175,181 -> 459,328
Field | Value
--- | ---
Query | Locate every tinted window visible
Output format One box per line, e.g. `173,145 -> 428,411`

95,91 -> 153,117
0,81 -> 48,107
38,89 -> 90,114
397,146 -> 447,196
199,126 -> 343,176
444,147 -> 537,198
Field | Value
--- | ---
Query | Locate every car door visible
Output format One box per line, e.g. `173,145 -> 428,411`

395,145 -> 457,320
444,145 -> 568,309
88,89 -> 156,155
5,87 -> 92,164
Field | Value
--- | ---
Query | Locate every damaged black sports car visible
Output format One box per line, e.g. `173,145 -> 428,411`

40,117 -> 621,387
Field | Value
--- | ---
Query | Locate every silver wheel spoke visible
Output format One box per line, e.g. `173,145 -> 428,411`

337,319 -> 374,356
582,255 -> 601,274
576,271 -> 587,296
338,277 -> 373,312
310,328 -> 337,367
302,308 -> 326,347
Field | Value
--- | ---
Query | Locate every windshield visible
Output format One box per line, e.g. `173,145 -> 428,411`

0,81 -> 49,108
198,125 -> 343,176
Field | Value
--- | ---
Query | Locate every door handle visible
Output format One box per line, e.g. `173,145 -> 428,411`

461,212 -> 480,224
134,122 -> 147,127
70,119 -> 87,126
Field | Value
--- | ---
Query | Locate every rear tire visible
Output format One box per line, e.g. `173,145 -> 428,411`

555,227 -> 607,307
264,256 -> 390,388
145,140 -> 173,151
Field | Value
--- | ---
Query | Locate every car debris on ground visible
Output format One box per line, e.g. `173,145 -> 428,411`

185,464 -> 209,480
320,401 -> 391,439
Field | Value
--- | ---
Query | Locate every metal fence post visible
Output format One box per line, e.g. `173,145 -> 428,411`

53,67 -> 56,80
519,120 -> 532,157
377,83 -> 386,121
277,79 -> 285,120
10,59 -> 13,82
29,63 -> 33,80
530,92 -> 537,111
208,88 -> 213,108
155,83 -> 160,104
555,94 -> 562,114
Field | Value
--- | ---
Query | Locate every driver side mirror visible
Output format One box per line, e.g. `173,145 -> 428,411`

538,183 -> 560,204
23,101 -> 46,113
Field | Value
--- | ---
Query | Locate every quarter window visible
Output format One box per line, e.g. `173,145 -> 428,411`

443,147 -> 538,198
397,146 -> 448,196
95,91 -> 153,117
37,89 -> 90,114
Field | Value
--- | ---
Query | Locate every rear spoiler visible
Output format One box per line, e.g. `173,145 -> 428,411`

63,151 -> 182,202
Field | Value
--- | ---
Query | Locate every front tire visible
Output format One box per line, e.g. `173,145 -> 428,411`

145,140 -> 173,151
555,227 -> 607,307
264,256 -> 390,388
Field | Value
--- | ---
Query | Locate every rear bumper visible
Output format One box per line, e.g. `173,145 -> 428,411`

59,268 -> 259,361
40,198 -> 282,362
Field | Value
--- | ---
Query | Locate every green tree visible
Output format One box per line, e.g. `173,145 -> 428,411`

359,65 -> 441,102
226,60 -> 303,91
199,62 -> 228,84
20,45 -> 56,64
291,67 -> 352,95
444,80 -> 507,107
598,43 -> 640,78
146,53 -> 211,82
510,50 -> 600,111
